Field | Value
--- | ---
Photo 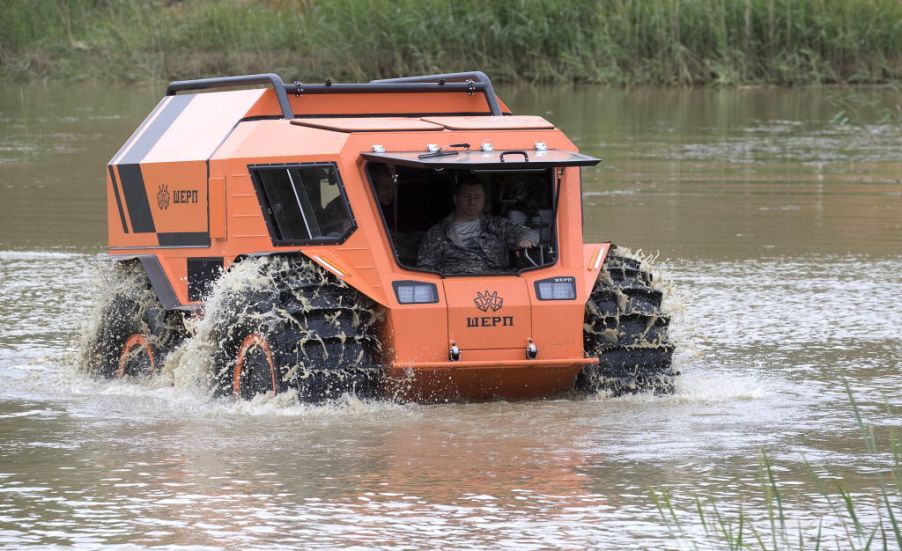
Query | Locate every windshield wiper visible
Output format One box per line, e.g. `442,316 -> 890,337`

418,149 -> 459,160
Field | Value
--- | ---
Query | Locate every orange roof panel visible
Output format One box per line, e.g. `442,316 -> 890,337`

421,115 -> 554,130
290,117 -> 444,132
138,90 -> 265,164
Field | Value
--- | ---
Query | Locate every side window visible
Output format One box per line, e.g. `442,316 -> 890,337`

250,163 -> 355,244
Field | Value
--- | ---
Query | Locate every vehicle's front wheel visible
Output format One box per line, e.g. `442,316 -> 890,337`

578,246 -> 676,395
231,333 -> 279,399
208,256 -> 383,401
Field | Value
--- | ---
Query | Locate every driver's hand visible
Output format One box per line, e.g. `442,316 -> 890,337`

517,239 -> 537,249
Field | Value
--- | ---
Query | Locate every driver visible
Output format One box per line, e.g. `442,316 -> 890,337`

417,178 -> 537,274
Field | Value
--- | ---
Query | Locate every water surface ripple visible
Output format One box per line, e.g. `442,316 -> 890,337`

0,84 -> 900,548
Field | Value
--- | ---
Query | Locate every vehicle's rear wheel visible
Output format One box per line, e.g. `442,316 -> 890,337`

82,262 -> 185,379
208,256 -> 383,401
117,334 -> 156,378
578,246 -> 676,395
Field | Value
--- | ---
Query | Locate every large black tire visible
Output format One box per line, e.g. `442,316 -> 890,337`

577,246 -> 676,395
208,255 -> 383,401
82,262 -> 185,379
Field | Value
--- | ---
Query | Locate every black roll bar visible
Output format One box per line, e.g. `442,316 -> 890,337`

370,71 -> 503,116
166,73 -> 294,120
165,71 -> 503,120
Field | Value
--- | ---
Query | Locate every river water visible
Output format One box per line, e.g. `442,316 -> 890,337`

0,83 -> 900,549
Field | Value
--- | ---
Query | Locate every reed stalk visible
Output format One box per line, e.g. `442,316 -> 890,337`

650,386 -> 901,549
1,0 -> 900,85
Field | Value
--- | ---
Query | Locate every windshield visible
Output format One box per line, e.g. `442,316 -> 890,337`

367,163 -> 559,276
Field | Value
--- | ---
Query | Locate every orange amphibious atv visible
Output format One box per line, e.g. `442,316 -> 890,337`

86,72 -> 675,402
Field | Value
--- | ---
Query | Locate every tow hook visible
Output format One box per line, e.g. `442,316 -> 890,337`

449,341 -> 461,362
526,339 -> 538,360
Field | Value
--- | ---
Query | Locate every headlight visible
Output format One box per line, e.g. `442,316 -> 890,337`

535,276 -> 576,300
393,281 -> 439,304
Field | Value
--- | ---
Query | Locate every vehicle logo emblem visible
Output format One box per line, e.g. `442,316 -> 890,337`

156,184 -> 170,210
474,290 -> 503,312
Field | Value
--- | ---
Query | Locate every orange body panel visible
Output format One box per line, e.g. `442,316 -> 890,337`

290,117 -> 445,132
105,81 -> 607,401
208,177 -> 226,239
245,90 -> 511,119
141,161 -> 207,234
420,115 -> 554,130
385,362 -> 592,402
444,278 -> 531,351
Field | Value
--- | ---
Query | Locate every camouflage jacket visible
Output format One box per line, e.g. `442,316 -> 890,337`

416,215 -> 534,275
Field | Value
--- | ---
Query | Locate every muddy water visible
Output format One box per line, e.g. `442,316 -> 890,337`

0,83 -> 900,548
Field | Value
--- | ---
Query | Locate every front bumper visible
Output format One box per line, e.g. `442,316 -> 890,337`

385,357 -> 598,402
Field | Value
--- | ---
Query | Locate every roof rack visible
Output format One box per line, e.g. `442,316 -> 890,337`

166,74 -> 294,119
369,72 -> 502,116
165,71 -> 503,120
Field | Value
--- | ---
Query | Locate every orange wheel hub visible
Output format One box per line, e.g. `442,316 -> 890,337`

117,334 -> 156,378
233,333 -> 277,398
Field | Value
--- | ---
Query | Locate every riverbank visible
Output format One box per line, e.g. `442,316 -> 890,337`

3,0 -> 901,85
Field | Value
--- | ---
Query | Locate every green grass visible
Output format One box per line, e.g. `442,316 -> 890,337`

1,0 -> 900,85
650,385 -> 902,550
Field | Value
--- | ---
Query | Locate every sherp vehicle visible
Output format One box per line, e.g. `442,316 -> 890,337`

84,72 -> 675,402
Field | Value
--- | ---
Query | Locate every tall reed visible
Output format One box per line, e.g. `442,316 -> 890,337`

1,0 -> 900,85
651,384 -> 902,549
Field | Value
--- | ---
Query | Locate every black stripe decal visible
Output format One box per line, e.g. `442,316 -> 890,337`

137,256 -> 182,310
109,98 -> 169,164
118,163 -> 156,233
119,94 -> 194,165
158,232 -> 210,247
108,165 -> 129,233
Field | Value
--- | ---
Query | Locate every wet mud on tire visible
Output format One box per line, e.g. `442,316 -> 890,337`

208,256 -> 383,402
578,246 -> 676,396
81,262 -> 186,379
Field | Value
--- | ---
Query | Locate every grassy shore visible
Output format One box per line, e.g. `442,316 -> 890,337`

2,0 -> 901,85
652,383 -> 901,550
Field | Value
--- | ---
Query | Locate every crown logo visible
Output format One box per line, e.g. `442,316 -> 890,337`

157,184 -> 169,210
474,290 -> 503,312
156,184 -> 170,210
